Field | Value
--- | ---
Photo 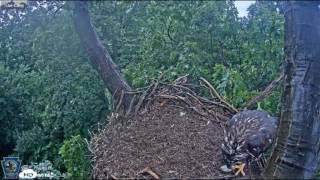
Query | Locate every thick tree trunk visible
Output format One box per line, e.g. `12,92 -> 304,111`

263,2 -> 320,178
72,1 -> 132,106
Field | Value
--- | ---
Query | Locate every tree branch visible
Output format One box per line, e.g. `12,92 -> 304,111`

200,77 -> 238,113
244,72 -> 284,110
72,1 -> 132,106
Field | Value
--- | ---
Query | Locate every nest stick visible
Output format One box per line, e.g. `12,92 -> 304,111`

125,94 -> 137,116
115,90 -> 124,112
200,77 -> 238,113
134,84 -> 153,114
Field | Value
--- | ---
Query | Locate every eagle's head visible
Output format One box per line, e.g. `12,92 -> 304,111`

220,110 -> 278,176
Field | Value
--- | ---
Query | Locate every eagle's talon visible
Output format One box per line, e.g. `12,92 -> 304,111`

232,162 -> 246,176
221,110 -> 278,177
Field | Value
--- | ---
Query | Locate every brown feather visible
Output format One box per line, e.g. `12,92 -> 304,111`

221,110 -> 278,167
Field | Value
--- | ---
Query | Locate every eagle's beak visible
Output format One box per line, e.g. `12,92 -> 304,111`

232,162 -> 246,176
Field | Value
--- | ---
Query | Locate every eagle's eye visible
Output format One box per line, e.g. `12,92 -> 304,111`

248,143 -> 261,152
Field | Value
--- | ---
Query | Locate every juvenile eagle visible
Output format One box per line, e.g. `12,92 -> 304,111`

220,110 -> 278,176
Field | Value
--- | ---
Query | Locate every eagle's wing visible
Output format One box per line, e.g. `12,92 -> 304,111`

223,110 -> 278,158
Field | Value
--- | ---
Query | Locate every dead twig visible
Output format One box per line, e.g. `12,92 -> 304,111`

244,72 -> 284,110
170,84 -> 198,95
125,94 -> 137,117
110,174 -> 118,179
200,77 -> 238,113
158,94 -> 191,106
115,90 -> 124,112
143,81 -> 160,112
137,167 -> 160,179
185,92 -> 204,105
199,77 -> 222,101
134,84 -> 153,114
188,106 -> 207,117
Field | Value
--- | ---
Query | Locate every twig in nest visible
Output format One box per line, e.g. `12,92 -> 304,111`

199,77 -> 238,113
173,74 -> 189,85
158,94 -> 191,106
170,85 -> 203,106
199,77 -> 222,100
170,84 -> 198,95
200,105 -> 226,123
210,111 -> 228,123
168,104 -> 185,109
109,174 -> 118,179
138,167 -> 160,179
186,92 -> 206,106
206,103 -> 235,113
125,94 -> 137,117
115,90 -> 124,112
84,138 -> 94,154
133,84 -> 153,115
244,72 -> 284,110
188,106 -> 207,117
124,90 -> 145,94
143,81 -> 160,112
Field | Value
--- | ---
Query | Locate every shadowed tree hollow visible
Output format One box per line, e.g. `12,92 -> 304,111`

264,2 -> 320,179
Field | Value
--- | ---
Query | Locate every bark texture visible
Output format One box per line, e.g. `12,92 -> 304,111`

72,1 -> 132,106
263,2 -> 320,178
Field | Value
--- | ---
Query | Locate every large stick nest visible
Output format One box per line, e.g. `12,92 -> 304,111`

89,76 -> 238,179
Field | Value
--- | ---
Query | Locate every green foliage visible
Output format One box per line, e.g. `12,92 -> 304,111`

0,64 -> 30,158
59,135 -> 90,180
0,3 -> 108,172
211,64 -> 256,107
91,1 -> 283,113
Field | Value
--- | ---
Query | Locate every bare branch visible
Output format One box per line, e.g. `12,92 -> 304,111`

200,77 -> 238,113
244,72 -> 284,110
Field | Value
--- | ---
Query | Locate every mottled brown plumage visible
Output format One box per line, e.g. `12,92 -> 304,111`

221,110 -> 278,176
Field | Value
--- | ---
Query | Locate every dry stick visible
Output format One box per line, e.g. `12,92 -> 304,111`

199,77 -> 222,100
202,104 -> 228,121
158,94 -> 190,105
186,92 -> 204,105
172,83 -> 233,113
138,167 -> 160,179
196,95 -> 230,110
124,90 -> 145,94
84,138 -> 93,153
199,77 -> 238,113
159,94 -> 208,118
244,72 -> 284,110
171,84 -> 198,95
115,90 -> 124,112
188,106 -> 207,117
109,174 -> 118,179
143,81 -> 160,111
125,94 -> 137,117
134,83 -> 154,114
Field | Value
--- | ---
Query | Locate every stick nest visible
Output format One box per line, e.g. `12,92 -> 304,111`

90,76 -> 238,179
